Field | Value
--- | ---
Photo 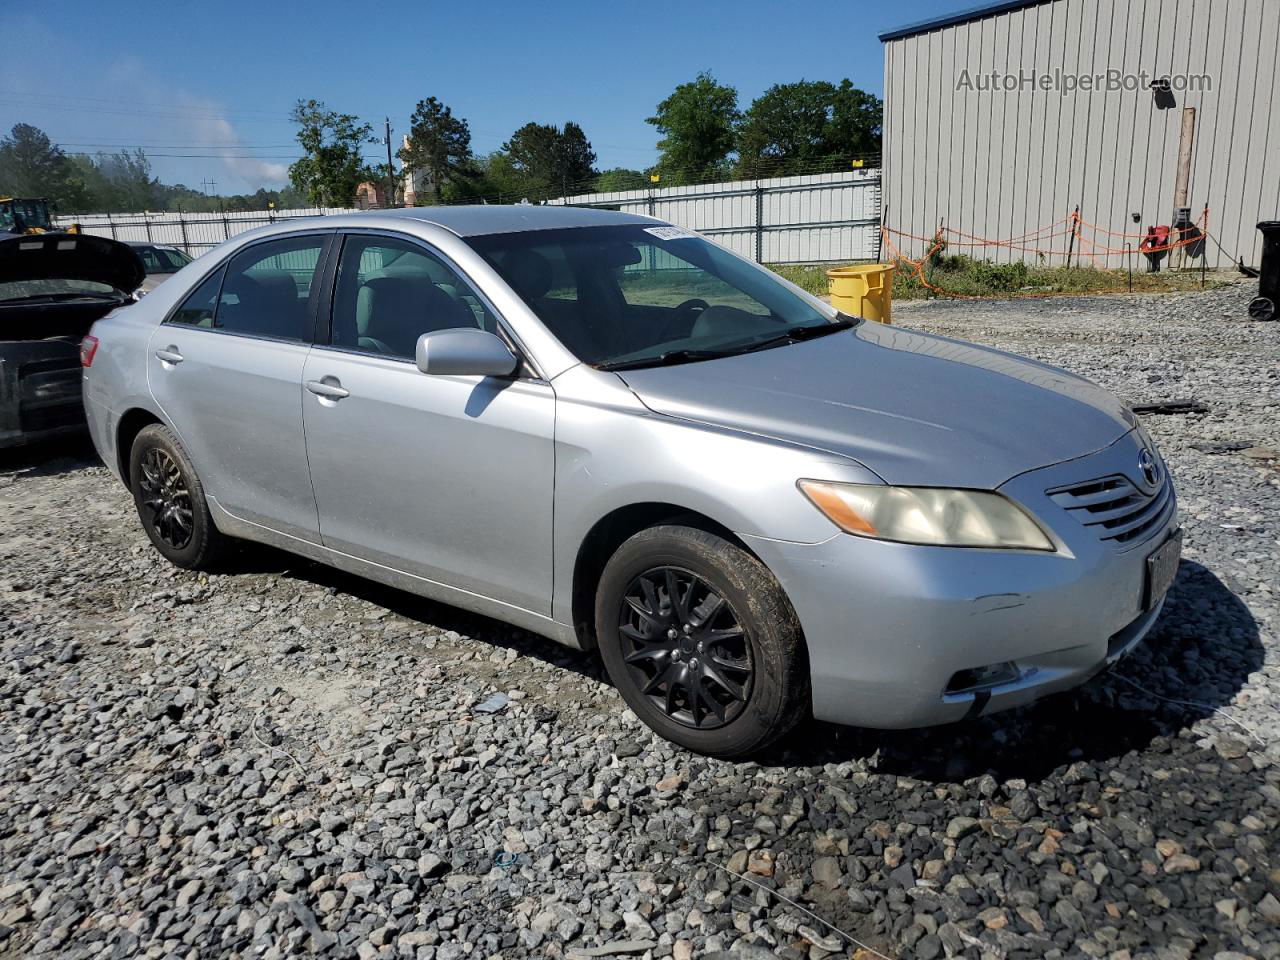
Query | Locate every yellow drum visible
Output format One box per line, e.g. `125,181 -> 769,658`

827,263 -> 896,323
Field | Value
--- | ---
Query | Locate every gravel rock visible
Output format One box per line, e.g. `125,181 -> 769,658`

0,282 -> 1276,959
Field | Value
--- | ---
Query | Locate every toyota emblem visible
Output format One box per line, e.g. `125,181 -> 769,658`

1138,448 -> 1160,489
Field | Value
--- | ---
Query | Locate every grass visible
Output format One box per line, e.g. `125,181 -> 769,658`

770,254 -> 1226,301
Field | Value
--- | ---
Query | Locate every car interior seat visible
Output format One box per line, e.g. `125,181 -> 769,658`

500,249 -> 606,358
358,275 -> 477,358
219,270 -> 305,339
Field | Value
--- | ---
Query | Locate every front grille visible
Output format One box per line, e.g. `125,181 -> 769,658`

1047,473 -> 1173,547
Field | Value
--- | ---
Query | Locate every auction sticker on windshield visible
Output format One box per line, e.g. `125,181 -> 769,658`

644,226 -> 695,240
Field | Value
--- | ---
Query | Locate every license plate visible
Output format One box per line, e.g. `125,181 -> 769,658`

1144,529 -> 1182,610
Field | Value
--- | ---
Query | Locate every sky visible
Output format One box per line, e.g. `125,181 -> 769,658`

2,0 -> 972,196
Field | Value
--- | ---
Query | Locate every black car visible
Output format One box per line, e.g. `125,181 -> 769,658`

128,242 -> 193,295
0,233 -> 143,448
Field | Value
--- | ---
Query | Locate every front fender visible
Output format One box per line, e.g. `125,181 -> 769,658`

550,365 -> 876,624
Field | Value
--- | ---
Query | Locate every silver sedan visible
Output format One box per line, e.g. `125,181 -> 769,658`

81,206 -> 1180,756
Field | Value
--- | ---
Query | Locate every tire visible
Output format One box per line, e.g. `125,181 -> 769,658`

594,524 -> 809,757
128,423 -> 229,570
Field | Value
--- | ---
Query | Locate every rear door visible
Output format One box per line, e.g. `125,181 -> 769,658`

300,232 -> 555,613
147,232 -> 333,541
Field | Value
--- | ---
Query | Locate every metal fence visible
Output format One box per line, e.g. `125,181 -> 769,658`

55,169 -> 883,265
547,170 -> 882,264
53,206 -> 354,258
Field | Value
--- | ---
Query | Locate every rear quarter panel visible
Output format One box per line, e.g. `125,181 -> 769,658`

83,297 -> 173,481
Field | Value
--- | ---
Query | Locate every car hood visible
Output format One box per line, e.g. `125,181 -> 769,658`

615,322 -> 1136,489
0,233 -> 144,295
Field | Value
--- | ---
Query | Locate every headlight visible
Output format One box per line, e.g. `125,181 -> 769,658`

798,480 -> 1055,550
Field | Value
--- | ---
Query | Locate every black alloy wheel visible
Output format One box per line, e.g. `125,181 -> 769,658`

129,423 -> 229,570
138,448 -> 194,549
617,566 -> 754,729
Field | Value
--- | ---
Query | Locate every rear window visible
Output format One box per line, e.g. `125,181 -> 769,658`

0,278 -> 118,301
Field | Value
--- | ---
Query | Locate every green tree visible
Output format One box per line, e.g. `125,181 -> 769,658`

96,149 -> 159,211
0,123 -> 91,209
647,72 -> 739,184
398,97 -> 475,203
736,80 -> 835,175
828,79 -> 883,157
288,99 -> 375,206
593,167 -> 647,192
470,151 -> 531,201
502,121 -> 596,197
736,79 -> 882,176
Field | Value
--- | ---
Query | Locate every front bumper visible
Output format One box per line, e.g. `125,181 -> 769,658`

744,431 -> 1179,729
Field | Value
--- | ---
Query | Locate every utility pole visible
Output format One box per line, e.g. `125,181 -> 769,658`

385,118 -> 396,209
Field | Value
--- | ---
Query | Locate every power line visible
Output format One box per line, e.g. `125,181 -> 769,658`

0,97 -> 293,124
62,148 -> 384,160
58,141 -> 304,150
0,90 -> 290,121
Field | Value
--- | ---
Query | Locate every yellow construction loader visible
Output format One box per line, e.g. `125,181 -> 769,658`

0,197 -> 79,236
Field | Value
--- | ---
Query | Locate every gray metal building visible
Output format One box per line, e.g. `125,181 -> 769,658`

881,0 -> 1280,268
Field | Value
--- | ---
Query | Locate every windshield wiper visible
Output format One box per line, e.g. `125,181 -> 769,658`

596,318 -> 855,371
734,317 -> 855,354
596,348 -> 733,371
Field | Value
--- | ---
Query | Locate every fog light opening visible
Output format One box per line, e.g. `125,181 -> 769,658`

946,661 -> 1019,695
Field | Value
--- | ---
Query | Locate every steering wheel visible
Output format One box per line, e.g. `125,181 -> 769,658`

657,298 -> 709,341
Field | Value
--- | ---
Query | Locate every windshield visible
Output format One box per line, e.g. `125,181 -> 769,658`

10,200 -> 52,231
0,278 -> 120,302
466,224 -> 841,368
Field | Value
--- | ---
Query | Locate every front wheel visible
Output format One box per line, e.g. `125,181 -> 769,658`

595,525 -> 809,757
129,423 -> 229,570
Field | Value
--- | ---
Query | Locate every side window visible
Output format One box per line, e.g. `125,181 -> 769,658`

169,267 -> 224,328
214,236 -> 326,341
330,236 -> 496,360
136,247 -> 162,272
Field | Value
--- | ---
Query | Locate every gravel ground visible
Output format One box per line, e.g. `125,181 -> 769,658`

1,282 -> 1278,960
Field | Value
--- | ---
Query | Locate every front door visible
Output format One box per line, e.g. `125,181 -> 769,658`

301,233 -> 555,614
147,233 -> 331,541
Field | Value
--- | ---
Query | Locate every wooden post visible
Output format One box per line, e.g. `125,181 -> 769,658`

1172,107 -> 1196,270
1065,205 -> 1079,268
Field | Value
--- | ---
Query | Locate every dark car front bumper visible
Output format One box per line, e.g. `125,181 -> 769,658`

0,339 -> 86,448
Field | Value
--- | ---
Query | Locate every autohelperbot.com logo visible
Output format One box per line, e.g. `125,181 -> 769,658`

956,68 -> 1213,96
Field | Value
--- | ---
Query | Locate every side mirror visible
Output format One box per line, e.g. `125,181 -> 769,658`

415,328 -> 519,378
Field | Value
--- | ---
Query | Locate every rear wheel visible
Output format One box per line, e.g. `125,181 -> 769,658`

129,423 -> 228,570
595,525 -> 809,757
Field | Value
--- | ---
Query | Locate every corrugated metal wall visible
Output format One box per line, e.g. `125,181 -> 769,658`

883,0 -> 1280,267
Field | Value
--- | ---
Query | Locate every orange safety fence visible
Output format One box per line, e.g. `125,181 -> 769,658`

879,208 -> 1212,299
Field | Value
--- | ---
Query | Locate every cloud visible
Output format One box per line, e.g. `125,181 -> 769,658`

176,96 -> 290,186
0,43 -> 292,193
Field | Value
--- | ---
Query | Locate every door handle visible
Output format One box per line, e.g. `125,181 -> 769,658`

305,379 -> 350,400
155,347 -> 184,364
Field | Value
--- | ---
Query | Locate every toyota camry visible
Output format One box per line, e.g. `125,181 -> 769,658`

81,206 -> 1180,756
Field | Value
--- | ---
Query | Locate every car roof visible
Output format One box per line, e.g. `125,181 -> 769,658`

321,204 -> 656,237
